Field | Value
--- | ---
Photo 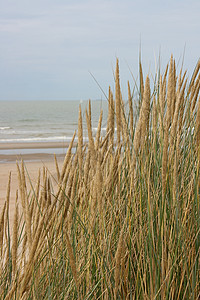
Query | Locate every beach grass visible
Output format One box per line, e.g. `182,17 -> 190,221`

0,56 -> 200,299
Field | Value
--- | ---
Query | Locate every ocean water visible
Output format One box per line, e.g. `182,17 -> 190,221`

0,100 -> 108,144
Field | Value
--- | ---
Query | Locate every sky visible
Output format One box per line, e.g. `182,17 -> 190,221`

0,0 -> 199,101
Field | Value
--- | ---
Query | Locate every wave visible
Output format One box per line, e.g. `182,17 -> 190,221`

0,136 -> 89,143
19,119 -> 38,122
0,127 -> 11,130
0,136 -> 75,142
92,127 -> 107,131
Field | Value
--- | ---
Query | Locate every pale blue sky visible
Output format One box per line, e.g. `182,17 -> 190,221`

0,0 -> 199,100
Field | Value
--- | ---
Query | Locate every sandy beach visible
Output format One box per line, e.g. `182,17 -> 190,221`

0,141 -> 72,150
0,143 -> 65,222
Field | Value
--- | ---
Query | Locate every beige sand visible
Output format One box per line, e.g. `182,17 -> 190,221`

0,141 -> 73,150
0,151 -> 64,224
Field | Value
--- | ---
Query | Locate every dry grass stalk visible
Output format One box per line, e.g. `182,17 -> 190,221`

47,177 -> 52,206
170,79 -> 187,148
21,233 -> 27,269
60,131 -> 76,182
128,81 -> 134,140
133,107 -> 142,151
35,169 -> 41,201
20,162 -> 33,254
25,202 -> 32,254
78,104 -> 83,173
159,68 -> 168,136
114,224 -> 125,299
43,168 -> 48,203
171,59 -> 177,119
96,157 -> 103,216
132,122 -> 141,178
188,59 -> 200,94
54,153 -> 60,182
66,232 -> 79,288
67,171 -> 78,229
5,172 -> 11,232
166,55 -> 174,128
162,129 -> 169,200
56,155 -> 78,236
17,163 -> 25,216
56,155 -> 73,208
90,179 -> 97,229
158,75 -> 165,139
83,149 -> 90,188
195,96 -> 200,149
4,283 -> 18,300
3,172 -> 11,262
105,146 -> 121,198
107,86 -> 112,136
121,101 -> 130,146
33,171 -> 42,234
139,60 -> 144,101
163,63 -> 169,93
132,76 -> 150,177
0,202 -> 6,257
109,87 -> 115,147
180,70 -> 187,89
175,68 -> 186,125
20,214 -> 46,297
188,71 -> 200,113
161,57 -> 174,199
178,91 -> 185,134
64,154 -> 78,204
88,99 -> 92,125
12,190 -> 18,278
172,136 -> 179,204
95,109 -> 103,151
21,161 -> 28,205
101,143 -> 112,169
191,74 -> 200,112
152,95 -> 157,137
30,193 -> 35,222
98,131 -> 110,166
177,67 -> 183,94
115,58 -> 121,144
86,109 -> 96,171
140,75 -> 150,145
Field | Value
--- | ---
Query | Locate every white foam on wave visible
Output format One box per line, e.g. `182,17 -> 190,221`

0,127 -> 11,130
92,127 -> 107,131
0,136 -> 79,143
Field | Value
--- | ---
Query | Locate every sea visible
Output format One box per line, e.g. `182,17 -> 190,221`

0,100 -> 108,156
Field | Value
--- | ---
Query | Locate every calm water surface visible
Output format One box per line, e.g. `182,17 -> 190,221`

0,100 -> 108,144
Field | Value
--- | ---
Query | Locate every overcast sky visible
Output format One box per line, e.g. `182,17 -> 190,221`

0,0 -> 199,100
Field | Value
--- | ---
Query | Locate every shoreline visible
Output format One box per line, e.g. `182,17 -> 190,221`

0,141 -> 74,150
0,152 -> 66,163
0,141 -> 77,163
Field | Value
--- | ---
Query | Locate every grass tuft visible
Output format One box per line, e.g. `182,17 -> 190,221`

0,57 -> 200,299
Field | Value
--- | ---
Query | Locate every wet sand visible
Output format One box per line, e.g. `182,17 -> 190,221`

0,141 -> 72,150
0,141 -> 69,162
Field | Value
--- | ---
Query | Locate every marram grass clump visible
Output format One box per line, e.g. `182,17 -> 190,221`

0,56 -> 200,299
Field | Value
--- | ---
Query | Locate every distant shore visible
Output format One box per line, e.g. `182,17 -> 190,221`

0,141 -> 74,150
0,141 -> 77,163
